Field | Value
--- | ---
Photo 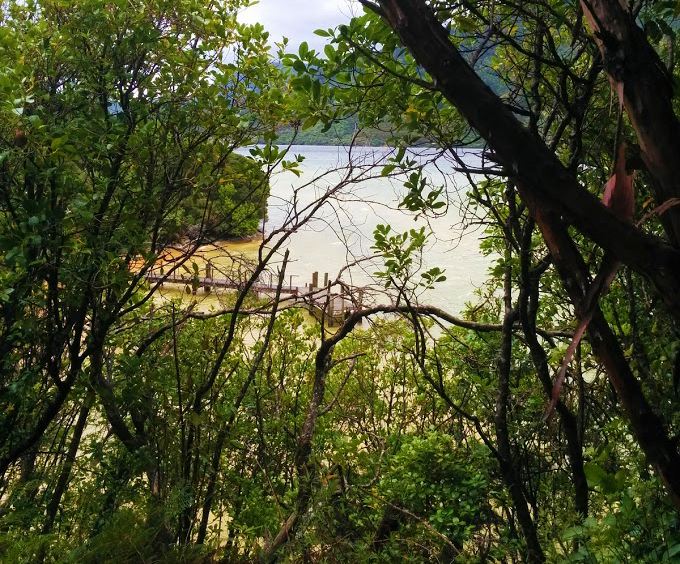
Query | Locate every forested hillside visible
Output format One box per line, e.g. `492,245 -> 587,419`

275,117 -> 392,146
2,1 -> 680,564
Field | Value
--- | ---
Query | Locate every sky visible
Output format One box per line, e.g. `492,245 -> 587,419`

237,0 -> 360,54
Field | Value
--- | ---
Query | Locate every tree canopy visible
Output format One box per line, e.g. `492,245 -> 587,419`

2,0 -> 680,563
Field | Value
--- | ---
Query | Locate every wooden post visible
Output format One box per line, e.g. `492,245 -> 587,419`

311,271 -> 318,290
327,292 -> 334,327
357,289 -> 363,325
204,261 -> 212,293
324,272 -> 329,287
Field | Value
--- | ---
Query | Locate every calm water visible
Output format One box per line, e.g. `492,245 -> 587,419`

259,145 -> 489,314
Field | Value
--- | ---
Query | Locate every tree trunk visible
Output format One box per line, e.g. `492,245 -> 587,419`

580,0 -> 680,245
374,0 -> 680,513
375,0 -> 680,319
42,391 -> 94,534
496,248 -> 546,564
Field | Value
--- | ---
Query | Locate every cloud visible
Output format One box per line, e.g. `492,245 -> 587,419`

238,0 -> 359,54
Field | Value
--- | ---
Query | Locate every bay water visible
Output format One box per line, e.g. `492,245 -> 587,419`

156,145 -> 489,316
261,145 -> 489,314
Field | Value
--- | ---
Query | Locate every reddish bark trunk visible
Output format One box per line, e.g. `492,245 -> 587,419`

375,0 -> 680,511
581,0 -> 680,245
375,0 -> 680,320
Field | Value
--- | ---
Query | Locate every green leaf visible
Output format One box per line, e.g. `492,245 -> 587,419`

292,59 -> 306,75
51,136 -> 66,150
583,462 -> 608,485
302,115 -> 319,130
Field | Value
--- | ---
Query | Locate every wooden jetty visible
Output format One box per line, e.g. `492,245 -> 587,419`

145,267 -> 360,327
145,272 -> 301,296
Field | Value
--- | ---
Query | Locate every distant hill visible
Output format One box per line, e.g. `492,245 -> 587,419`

273,47 -> 504,147
276,117 -> 392,146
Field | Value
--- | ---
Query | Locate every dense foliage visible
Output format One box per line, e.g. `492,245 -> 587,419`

2,0 -> 680,563
170,153 -> 270,242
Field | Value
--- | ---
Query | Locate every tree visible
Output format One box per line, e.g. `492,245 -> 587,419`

0,0 -> 292,551
265,0 -> 680,561
370,0 -> 680,509
5,0 -> 680,562
0,3 -> 438,557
